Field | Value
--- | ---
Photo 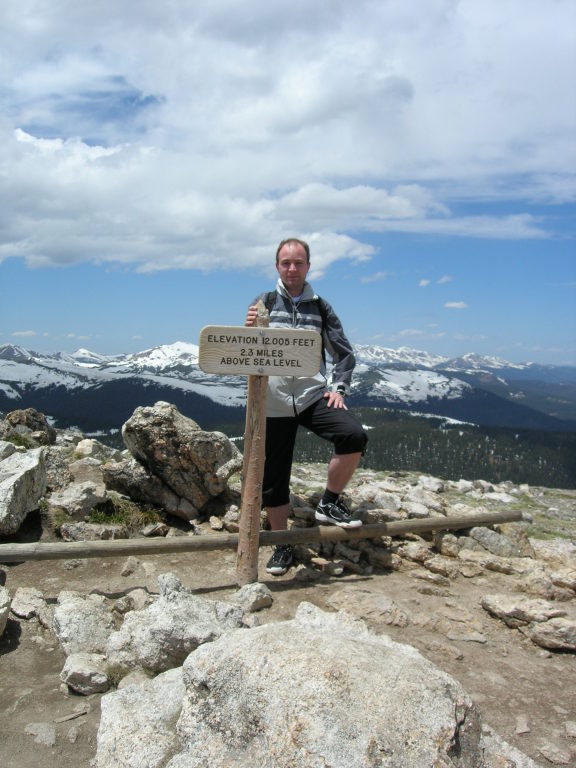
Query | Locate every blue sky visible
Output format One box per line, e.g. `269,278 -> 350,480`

0,0 -> 575,365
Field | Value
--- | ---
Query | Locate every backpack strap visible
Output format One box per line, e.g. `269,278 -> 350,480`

264,291 -> 277,314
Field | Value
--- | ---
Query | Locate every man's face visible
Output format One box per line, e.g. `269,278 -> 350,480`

276,242 -> 310,297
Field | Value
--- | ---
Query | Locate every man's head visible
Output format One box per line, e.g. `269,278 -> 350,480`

275,238 -> 311,297
275,238 -> 310,264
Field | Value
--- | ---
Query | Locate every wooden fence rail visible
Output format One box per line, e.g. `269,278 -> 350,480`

0,509 -> 522,563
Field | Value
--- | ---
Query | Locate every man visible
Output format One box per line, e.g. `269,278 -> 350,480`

245,238 -> 368,576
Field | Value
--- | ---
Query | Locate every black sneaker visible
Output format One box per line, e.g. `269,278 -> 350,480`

315,499 -> 362,529
266,545 -> 294,575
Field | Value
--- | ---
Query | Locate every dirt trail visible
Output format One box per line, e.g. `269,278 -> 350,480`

2,541 -> 575,767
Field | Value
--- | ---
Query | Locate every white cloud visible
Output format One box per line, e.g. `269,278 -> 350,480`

453,333 -> 488,342
0,0 -> 573,274
398,328 -> 446,340
445,302 -> 468,310
12,330 -> 37,337
437,275 -> 453,284
360,272 -> 389,284
419,279 -> 431,287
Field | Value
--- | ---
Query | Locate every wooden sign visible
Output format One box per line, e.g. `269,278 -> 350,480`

198,326 -> 322,377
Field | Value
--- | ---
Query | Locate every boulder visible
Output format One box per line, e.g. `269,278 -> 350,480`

417,475 -> 444,493
105,573 -> 244,674
74,438 -> 122,462
10,587 -> 44,619
4,407 -> 56,445
481,593 -> 568,628
229,583 -> 273,613
96,667 -> 185,768
103,457 -> 197,520
170,603 -> 483,767
0,440 -> 16,461
0,447 -> 47,535
59,521 -> 130,541
120,401 -> 243,512
53,591 -> 116,655
60,652 -> 110,695
469,526 -> 534,558
526,617 -> 576,651
45,480 -> 108,519
0,586 -> 11,637
94,602 -> 539,768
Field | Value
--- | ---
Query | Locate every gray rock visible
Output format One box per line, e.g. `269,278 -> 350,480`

24,721 -> 57,746
481,593 -> 568,628
10,587 -> 44,619
74,438 -> 122,462
398,539 -> 432,563
46,480 -> 108,519
482,724 -> 541,767
406,485 -> 446,514
4,407 -> 56,445
527,617 -> 576,651
402,500 -> 431,518
140,522 -> 169,537
95,667 -> 185,768
60,652 -> 110,695
53,591 -> 116,655
0,440 -> 16,461
417,475 -> 444,493
530,539 -> 576,567
0,447 -> 47,535
434,531 -> 462,557
120,401 -> 243,512
103,457 -> 198,521
0,585 -> 11,636
68,456 -> 106,486
171,602 -> 485,768
230,583 -> 273,613
537,740 -> 573,765
59,521 -> 129,541
106,573 -> 244,673
469,526 -> 533,558
327,587 -> 410,628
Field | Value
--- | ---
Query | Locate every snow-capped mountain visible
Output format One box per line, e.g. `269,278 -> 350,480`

0,341 -> 574,433
353,345 -> 449,369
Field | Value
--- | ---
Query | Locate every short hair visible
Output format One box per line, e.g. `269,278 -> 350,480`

275,238 -> 310,264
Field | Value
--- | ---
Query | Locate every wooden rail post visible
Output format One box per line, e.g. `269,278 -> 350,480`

0,509 -> 523,562
236,300 -> 269,586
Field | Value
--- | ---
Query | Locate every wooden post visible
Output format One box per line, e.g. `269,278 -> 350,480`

236,300 -> 269,586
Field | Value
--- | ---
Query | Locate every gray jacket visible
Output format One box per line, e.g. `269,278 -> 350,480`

252,278 -> 356,417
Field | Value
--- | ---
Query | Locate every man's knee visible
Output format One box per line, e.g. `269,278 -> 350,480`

334,423 -> 368,455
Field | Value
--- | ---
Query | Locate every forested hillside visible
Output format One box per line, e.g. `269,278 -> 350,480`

289,409 -> 576,489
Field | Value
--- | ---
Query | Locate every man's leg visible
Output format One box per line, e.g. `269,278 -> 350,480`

299,397 -> 368,528
265,504 -> 291,531
326,451 -> 362,495
262,417 -> 298,575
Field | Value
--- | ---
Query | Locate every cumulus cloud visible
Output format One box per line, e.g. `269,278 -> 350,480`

0,0 -> 574,274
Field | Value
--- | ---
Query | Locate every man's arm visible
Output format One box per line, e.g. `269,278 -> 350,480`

322,302 -> 356,394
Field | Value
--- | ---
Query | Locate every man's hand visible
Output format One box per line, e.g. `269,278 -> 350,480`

245,305 -> 258,327
324,390 -> 348,410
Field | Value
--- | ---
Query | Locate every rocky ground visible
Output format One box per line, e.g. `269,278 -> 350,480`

1,460 -> 575,767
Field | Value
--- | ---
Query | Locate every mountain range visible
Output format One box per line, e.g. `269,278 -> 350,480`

1,342 -> 575,435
